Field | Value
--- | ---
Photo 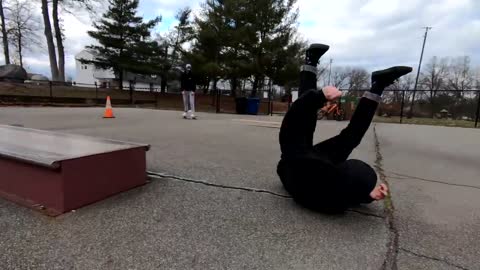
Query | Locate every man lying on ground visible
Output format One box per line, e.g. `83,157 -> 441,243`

277,44 -> 412,213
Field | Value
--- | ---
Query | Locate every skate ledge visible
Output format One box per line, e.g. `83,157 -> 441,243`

0,124 -> 150,169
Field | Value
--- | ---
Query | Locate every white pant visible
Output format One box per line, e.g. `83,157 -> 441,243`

182,91 -> 195,115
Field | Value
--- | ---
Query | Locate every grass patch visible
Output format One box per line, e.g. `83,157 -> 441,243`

374,116 -> 477,128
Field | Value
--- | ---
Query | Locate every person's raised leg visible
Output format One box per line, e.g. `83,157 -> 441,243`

299,44 -> 330,97
278,43 -> 337,196
280,43 -> 330,157
313,66 -> 413,164
280,44 -> 330,156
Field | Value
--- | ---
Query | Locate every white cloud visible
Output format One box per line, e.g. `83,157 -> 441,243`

296,0 -> 480,72
16,0 -> 480,80
62,13 -> 95,59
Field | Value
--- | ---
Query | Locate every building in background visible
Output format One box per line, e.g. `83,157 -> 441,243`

75,50 -> 162,91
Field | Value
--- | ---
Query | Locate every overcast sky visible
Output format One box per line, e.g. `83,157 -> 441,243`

10,0 -> 480,79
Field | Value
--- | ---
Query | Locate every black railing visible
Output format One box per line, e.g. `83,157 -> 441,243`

338,89 -> 480,128
1,80 -> 479,128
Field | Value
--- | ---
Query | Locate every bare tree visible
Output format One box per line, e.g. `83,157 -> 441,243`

475,66 -> 480,90
52,0 -> 65,81
378,74 -> 416,117
330,66 -> 349,89
420,56 -> 448,117
384,74 -> 415,102
40,0 -> 98,81
7,0 -> 41,68
447,56 -> 473,97
0,0 -> 10,64
316,60 -> 328,85
41,0 -> 59,80
346,67 -> 369,91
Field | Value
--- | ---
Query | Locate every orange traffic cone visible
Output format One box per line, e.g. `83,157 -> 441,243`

103,96 -> 115,118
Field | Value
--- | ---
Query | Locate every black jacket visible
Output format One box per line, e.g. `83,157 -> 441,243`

181,71 -> 196,92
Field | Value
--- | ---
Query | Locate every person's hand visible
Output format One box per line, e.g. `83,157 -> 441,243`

322,86 -> 342,101
370,184 -> 389,201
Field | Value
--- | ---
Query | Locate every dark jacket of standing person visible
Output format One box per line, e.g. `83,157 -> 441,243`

181,65 -> 196,92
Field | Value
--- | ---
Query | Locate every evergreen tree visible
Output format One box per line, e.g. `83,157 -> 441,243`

269,39 -> 306,94
186,3 -> 225,94
156,7 -> 194,93
193,0 -> 302,97
244,0 -> 300,96
83,0 -> 162,91
194,0 -> 252,97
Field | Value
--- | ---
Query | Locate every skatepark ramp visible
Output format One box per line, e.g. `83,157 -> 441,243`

0,125 -> 149,216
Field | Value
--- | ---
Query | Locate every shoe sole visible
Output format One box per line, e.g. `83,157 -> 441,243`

307,44 -> 330,61
309,43 -> 330,52
372,66 -> 413,78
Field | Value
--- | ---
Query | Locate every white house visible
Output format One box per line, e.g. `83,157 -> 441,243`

75,49 -> 162,91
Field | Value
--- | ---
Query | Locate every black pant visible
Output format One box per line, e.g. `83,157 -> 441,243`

278,90 -> 379,211
280,90 -> 378,162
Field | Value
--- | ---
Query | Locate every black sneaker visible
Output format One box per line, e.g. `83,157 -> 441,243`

372,66 -> 413,88
305,44 -> 330,66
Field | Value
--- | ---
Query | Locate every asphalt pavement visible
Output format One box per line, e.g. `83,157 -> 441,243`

0,107 -> 478,270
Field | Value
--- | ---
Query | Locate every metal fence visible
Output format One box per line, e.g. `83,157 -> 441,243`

213,89 -> 289,116
338,89 -> 480,128
213,88 -> 480,128
1,80 -> 479,128
1,80 -> 165,107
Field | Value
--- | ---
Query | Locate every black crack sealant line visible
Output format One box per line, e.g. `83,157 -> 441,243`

147,171 -> 384,219
373,125 -> 399,270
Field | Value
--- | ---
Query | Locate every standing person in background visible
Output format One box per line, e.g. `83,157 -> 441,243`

181,64 -> 197,119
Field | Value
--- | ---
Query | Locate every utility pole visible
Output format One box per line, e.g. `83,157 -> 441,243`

328,59 -> 333,85
408,27 -> 432,118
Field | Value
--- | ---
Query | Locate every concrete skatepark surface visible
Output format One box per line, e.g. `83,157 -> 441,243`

0,107 -> 478,270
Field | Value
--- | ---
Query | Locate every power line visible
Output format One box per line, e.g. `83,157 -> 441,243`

407,26 -> 432,118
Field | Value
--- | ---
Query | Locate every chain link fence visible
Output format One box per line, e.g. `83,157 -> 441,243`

339,89 -> 480,128
1,80 -> 479,128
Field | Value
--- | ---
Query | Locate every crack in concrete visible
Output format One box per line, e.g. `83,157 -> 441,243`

346,209 -> 385,219
399,248 -> 470,270
147,171 -> 292,198
147,171 -> 384,219
374,125 -> 399,270
385,171 -> 480,190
